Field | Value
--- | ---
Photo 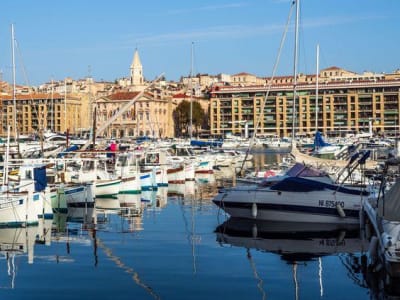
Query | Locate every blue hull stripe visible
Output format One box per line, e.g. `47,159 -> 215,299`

212,200 -> 359,219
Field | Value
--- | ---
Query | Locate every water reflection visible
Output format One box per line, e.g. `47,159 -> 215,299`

216,218 -> 367,260
215,217 -> 400,299
0,217 -> 54,289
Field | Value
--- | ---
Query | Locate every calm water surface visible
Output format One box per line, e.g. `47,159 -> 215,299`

0,152 -> 397,300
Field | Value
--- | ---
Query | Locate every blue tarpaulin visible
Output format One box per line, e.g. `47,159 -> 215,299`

190,139 -> 223,147
33,166 -> 47,192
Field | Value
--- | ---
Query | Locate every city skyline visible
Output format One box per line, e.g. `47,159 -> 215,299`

0,0 -> 398,86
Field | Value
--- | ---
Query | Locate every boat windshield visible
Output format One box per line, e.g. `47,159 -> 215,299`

286,163 -> 328,177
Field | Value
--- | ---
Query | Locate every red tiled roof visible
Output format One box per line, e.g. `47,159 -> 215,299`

322,66 -> 341,70
173,93 -> 187,99
107,91 -> 141,100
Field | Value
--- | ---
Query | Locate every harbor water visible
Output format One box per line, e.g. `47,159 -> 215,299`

0,152 -> 396,300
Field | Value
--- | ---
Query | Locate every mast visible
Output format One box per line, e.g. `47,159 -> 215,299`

315,44 -> 320,131
64,79 -> 67,132
11,24 -> 17,140
189,42 -> 194,139
291,0 -> 300,141
51,78 -> 54,132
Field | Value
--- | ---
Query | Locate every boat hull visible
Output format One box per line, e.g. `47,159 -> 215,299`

95,179 -> 121,198
213,186 -> 363,224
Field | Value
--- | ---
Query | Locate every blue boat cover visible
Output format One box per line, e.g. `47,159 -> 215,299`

33,166 -> 47,192
313,131 -> 331,149
270,176 -> 369,196
190,139 -> 223,147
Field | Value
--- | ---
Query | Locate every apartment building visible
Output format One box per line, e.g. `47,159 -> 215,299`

0,93 -> 82,136
210,67 -> 400,138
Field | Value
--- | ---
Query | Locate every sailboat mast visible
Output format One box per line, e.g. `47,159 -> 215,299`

315,44 -> 320,131
64,79 -> 67,132
291,0 -> 300,141
51,78 -> 54,132
189,42 -> 194,140
11,24 -> 17,140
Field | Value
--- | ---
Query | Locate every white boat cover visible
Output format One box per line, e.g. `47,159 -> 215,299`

378,178 -> 400,221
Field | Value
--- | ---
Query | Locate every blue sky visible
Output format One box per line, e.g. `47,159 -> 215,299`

0,0 -> 398,86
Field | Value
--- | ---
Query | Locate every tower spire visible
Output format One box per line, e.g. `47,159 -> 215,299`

130,48 -> 143,86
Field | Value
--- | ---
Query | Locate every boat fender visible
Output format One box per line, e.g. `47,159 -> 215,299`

251,203 -> 257,219
252,223 -> 258,238
336,204 -> 346,218
382,233 -> 392,249
368,236 -> 379,267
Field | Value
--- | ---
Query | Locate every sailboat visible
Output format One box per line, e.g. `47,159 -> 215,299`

212,0 -> 373,225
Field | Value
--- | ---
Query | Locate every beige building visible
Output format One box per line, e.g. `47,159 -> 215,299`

95,91 -> 176,138
210,67 -> 400,138
231,72 -> 265,86
0,93 -> 82,136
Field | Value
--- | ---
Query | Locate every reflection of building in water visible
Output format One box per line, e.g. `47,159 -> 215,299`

156,187 -> 168,208
127,215 -> 144,232
118,194 -> 142,216
195,182 -> 218,201
168,181 -> 195,199
67,207 -> 96,229
119,206 -> 144,232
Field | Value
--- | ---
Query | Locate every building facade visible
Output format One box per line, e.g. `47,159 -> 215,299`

0,93 -> 82,136
210,68 -> 400,138
95,91 -> 176,139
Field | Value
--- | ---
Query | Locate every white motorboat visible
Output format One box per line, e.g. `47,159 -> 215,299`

213,152 -> 372,224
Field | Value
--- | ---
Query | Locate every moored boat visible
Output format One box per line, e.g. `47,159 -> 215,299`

213,151 -> 372,224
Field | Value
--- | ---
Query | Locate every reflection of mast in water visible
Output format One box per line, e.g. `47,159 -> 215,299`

293,263 -> 298,300
92,236 -> 161,300
1,226 -> 37,289
319,257 -> 323,297
191,196 -> 197,274
179,194 -> 200,274
246,249 -> 266,300
89,229 -> 98,267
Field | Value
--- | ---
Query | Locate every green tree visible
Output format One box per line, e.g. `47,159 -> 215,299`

173,100 -> 205,137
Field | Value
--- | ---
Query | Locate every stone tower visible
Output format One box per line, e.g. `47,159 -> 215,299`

130,49 -> 143,86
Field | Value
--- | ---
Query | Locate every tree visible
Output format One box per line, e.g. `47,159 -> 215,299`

173,100 -> 205,137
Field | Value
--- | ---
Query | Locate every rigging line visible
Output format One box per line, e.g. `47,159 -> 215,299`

238,0 -> 296,175
14,39 -> 50,134
297,2 -> 308,75
14,39 -> 32,88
